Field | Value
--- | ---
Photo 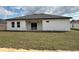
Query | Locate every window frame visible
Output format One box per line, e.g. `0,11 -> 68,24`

17,22 -> 20,28
11,22 -> 15,28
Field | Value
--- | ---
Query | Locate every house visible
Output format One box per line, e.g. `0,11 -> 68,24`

71,20 -> 79,29
6,14 -> 72,31
0,20 -> 6,30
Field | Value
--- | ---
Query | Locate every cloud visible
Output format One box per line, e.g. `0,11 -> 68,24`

20,6 -> 79,19
14,6 -> 79,15
52,6 -> 79,15
1,6 -> 79,19
63,12 -> 79,20
0,7 -> 14,15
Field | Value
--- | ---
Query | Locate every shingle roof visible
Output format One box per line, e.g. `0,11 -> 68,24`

6,14 -> 72,20
71,20 -> 79,23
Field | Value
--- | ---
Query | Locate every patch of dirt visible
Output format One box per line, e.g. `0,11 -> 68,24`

0,48 -> 49,52
0,48 -> 77,52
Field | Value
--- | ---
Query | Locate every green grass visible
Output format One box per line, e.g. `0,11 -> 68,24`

0,30 -> 79,51
71,28 -> 79,31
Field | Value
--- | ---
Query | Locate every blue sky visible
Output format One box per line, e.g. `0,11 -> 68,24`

0,6 -> 79,20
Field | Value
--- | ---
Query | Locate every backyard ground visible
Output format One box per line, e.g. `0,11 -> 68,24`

0,30 -> 79,51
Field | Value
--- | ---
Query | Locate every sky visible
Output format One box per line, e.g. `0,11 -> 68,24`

0,6 -> 79,20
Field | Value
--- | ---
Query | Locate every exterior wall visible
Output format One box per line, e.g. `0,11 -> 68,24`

6,20 -> 27,31
6,19 -> 70,31
70,23 -> 72,28
0,24 -> 6,30
37,21 -> 42,30
71,23 -> 79,29
27,21 -> 31,30
42,19 -> 70,31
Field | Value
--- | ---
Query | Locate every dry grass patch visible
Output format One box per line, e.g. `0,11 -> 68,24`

0,30 -> 79,51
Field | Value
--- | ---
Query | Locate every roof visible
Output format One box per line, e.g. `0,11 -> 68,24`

0,20 -> 6,24
71,20 -> 79,23
6,14 -> 72,20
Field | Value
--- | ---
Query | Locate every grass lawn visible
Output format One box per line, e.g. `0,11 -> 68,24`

0,30 -> 79,51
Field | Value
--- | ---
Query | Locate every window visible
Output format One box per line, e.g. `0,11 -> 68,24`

31,23 -> 37,30
17,22 -> 20,28
46,21 -> 49,23
11,22 -> 15,28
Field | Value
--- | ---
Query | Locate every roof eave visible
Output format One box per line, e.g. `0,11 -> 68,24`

6,17 -> 72,21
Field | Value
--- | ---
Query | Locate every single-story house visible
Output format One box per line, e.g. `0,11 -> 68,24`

6,14 -> 72,31
71,20 -> 79,29
0,20 -> 6,30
